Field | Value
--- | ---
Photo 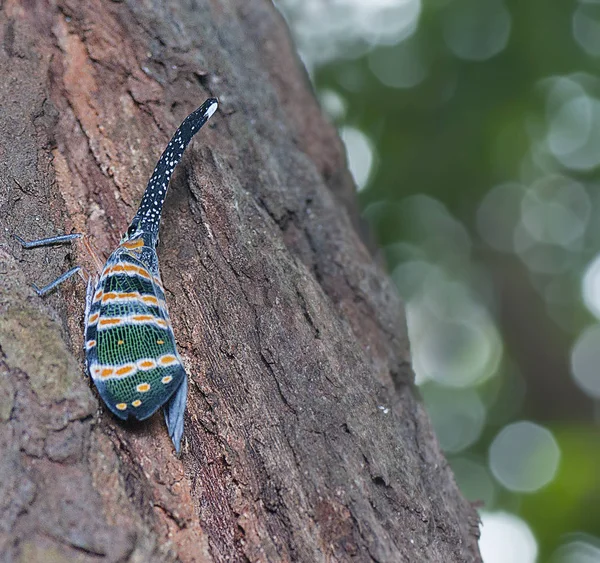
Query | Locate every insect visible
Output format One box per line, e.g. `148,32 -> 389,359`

16,98 -> 218,452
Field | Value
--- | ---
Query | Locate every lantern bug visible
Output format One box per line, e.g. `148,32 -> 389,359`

16,98 -> 218,452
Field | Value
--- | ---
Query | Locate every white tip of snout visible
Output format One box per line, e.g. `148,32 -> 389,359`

206,100 -> 218,120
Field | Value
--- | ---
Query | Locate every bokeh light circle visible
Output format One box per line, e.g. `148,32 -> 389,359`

573,4 -> 600,57
339,126 -> 375,190
450,457 -> 497,508
413,318 -> 496,387
442,0 -> 511,62
479,511 -> 538,563
520,175 -> 590,248
319,89 -> 347,120
368,37 -> 428,89
489,421 -> 560,492
550,536 -> 600,563
275,0 -> 422,70
581,255 -> 600,321
570,324 -> 600,399
477,182 -> 525,253
423,386 -> 486,453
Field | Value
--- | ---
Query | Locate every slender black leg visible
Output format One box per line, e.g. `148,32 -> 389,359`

14,233 -> 82,248
31,266 -> 82,296
15,233 -> 83,295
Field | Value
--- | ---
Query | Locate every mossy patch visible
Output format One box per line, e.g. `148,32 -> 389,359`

18,539 -> 88,563
0,305 -> 83,402
0,248 -> 92,407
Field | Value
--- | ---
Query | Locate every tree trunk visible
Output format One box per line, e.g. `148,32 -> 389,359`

0,1 -> 481,561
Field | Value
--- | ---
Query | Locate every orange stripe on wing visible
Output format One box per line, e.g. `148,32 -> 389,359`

132,314 -> 155,322
119,264 -> 151,279
90,361 -> 137,381
121,239 -> 144,250
101,262 -> 152,282
137,267 -> 152,279
95,313 -> 170,330
98,317 -> 122,327
141,295 -> 159,306
101,291 -> 145,305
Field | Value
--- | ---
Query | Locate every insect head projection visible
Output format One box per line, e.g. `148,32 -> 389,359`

17,98 -> 218,452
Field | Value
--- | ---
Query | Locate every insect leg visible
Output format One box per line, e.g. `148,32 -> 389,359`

31,266 -> 82,296
164,374 -> 188,453
15,233 -> 84,295
14,233 -> 82,248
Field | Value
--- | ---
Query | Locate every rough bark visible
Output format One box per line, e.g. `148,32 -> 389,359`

0,1 -> 481,561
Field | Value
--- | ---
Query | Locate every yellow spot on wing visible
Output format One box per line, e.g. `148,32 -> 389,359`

132,399 -> 142,407
157,340 -> 165,345
100,367 -> 114,379
159,354 -> 178,366
115,365 -> 135,376
118,340 -> 124,345
161,375 -> 173,384
115,403 -> 127,411
88,312 -> 100,324
137,359 -> 156,370
137,383 -> 151,393
86,339 -> 96,350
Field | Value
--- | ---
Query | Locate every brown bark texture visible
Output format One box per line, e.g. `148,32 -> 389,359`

0,1 -> 481,561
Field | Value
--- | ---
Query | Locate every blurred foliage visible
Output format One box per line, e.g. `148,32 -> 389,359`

275,0 -> 600,561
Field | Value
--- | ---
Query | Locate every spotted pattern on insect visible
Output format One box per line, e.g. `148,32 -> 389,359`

82,98 -> 218,452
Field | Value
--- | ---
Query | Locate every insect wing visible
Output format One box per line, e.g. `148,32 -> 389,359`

84,252 -> 185,421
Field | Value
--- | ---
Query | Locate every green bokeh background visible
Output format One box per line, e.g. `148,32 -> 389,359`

276,0 -> 600,561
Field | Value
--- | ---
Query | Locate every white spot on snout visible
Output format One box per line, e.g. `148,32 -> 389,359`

206,101 -> 218,119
